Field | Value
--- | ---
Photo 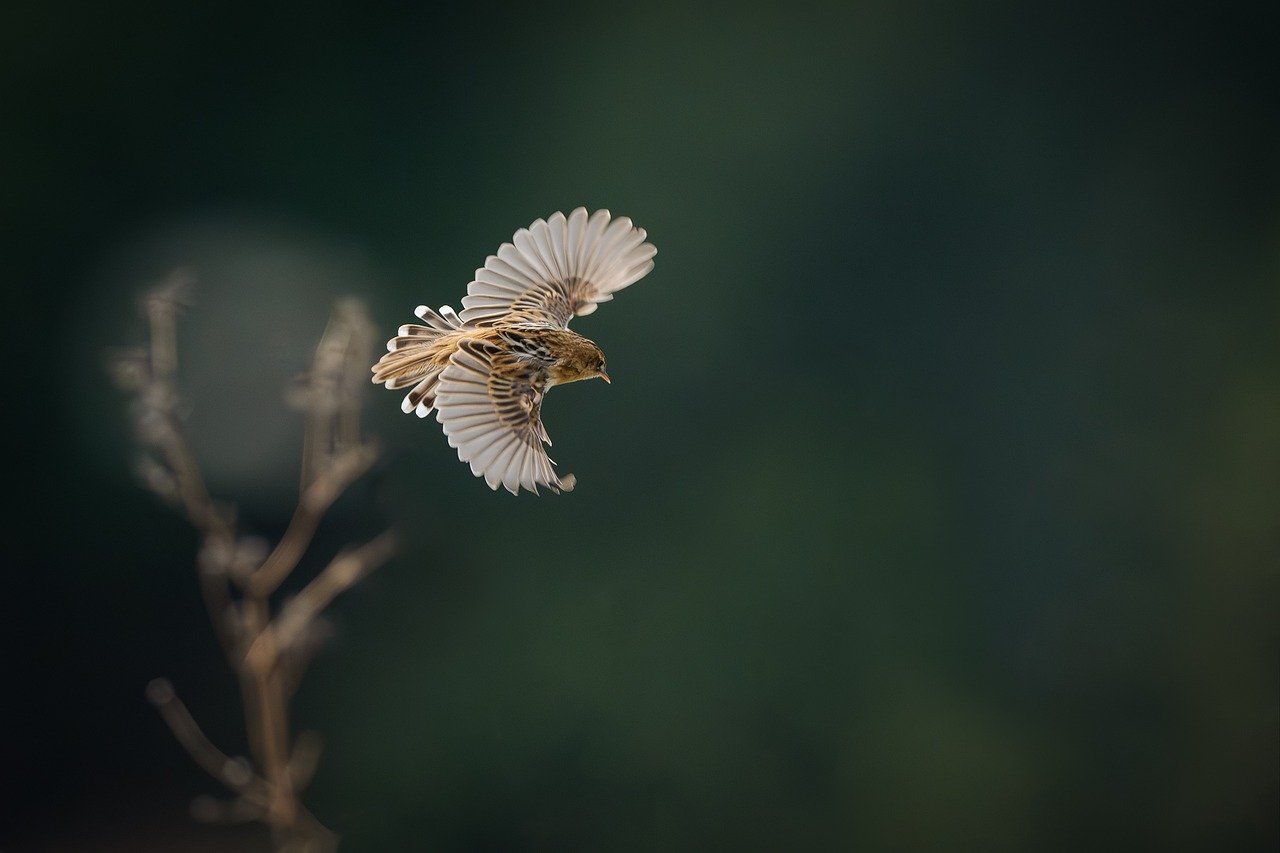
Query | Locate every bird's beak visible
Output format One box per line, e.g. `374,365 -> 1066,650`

599,369 -> 611,384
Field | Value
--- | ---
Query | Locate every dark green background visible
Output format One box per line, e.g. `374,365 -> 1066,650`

7,1 -> 1278,850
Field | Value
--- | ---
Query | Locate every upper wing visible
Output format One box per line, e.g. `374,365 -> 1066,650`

458,208 -> 656,328
433,339 -> 575,495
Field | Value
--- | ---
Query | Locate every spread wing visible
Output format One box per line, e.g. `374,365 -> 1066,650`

433,339 -> 575,495
459,207 -> 656,328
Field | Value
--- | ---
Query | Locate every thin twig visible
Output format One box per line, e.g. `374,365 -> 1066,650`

145,678 -> 269,806
245,531 -> 399,673
247,444 -> 380,598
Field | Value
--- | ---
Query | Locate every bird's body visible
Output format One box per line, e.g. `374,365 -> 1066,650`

372,208 -> 655,494
375,325 -> 604,394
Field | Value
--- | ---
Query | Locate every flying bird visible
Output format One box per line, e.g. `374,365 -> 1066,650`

372,208 -> 656,495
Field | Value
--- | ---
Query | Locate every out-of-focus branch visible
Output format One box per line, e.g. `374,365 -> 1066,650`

145,678 -> 265,797
111,272 -> 393,853
288,730 -> 325,793
290,297 -> 377,492
245,531 -> 399,674
247,443 -> 380,598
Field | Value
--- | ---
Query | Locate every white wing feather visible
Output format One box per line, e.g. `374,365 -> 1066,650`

459,207 -> 656,328
433,342 -> 574,495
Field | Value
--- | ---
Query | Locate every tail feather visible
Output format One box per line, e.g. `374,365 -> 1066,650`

413,303 -> 464,331
402,371 -> 442,417
372,303 -> 466,416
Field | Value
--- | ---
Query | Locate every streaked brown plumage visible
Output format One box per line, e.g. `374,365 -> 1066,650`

372,208 -> 655,494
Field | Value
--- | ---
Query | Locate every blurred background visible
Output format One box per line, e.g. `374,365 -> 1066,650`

5,1 -> 1278,850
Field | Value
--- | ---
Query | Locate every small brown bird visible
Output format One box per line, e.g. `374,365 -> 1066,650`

372,208 -> 656,494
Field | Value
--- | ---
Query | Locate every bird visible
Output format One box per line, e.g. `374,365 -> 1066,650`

372,208 -> 656,495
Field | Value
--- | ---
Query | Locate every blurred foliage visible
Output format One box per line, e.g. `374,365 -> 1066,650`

5,0 -> 1277,851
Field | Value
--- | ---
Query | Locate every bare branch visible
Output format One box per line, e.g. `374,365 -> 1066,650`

190,794 -> 265,825
246,443 -> 380,598
278,617 -> 336,700
115,280 -> 392,852
245,530 -> 398,674
144,268 -> 193,384
145,678 -> 268,804
289,731 -> 324,793
290,296 -> 378,492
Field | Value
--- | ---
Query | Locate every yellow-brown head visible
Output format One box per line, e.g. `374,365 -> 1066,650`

548,336 -> 610,386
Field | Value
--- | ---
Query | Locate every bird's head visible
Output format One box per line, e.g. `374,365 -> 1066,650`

551,338 -> 610,386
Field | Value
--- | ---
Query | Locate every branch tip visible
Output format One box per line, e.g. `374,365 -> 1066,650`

146,678 -> 175,705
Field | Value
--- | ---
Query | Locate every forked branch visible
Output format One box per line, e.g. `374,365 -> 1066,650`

112,272 -> 394,852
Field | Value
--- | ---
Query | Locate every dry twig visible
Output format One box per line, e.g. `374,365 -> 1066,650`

110,271 -> 394,852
